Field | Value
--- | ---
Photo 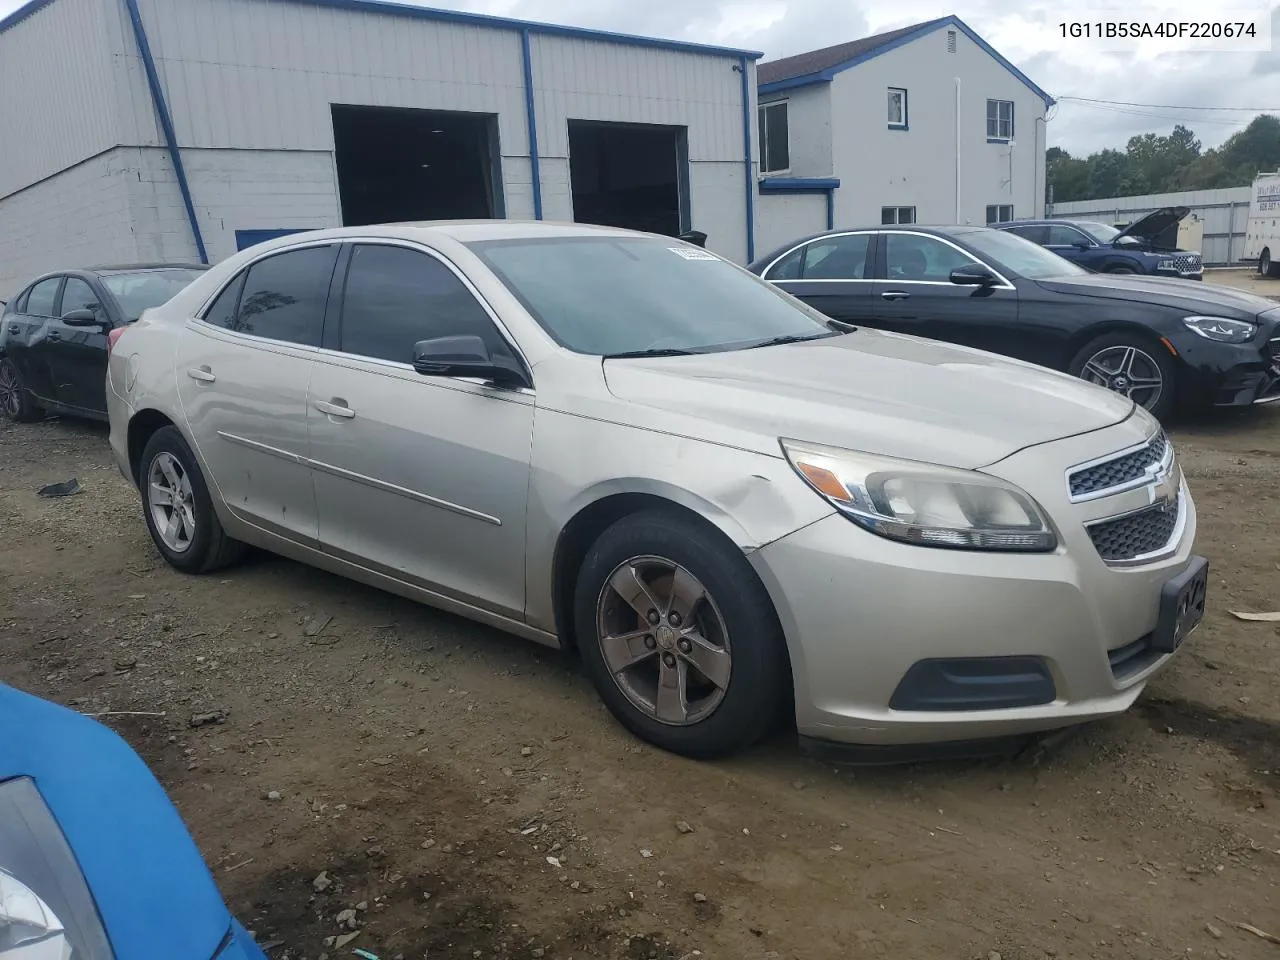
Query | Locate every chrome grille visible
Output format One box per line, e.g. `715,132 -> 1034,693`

1087,496 -> 1180,562
1069,433 -> 1168,498
1169,254 -> 1202,273
1269,336 -> 1280,362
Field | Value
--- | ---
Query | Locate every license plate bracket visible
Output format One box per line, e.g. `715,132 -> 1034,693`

1153,555 -> 1209,654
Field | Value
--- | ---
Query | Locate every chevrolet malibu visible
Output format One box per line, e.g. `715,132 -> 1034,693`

105,223 -> 1207,760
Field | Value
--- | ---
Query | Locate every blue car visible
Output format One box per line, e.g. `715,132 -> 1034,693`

998,207 -> 1204,280
0,683 -> 266,959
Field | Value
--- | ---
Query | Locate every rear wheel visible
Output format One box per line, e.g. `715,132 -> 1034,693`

573,510 -> 789,759
139,425 -> 246,574
0,357 -> 42,423
1260,248 -> 1278,278
1069,333 -> 1176,421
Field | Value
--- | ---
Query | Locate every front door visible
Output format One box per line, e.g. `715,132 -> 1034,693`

55,277 -> 113,414
1043,223 -> 1096,268
871,231 -> 1023,357
307,242 -> 534,621
176,243 -> 340,546
762,232 -> 879,325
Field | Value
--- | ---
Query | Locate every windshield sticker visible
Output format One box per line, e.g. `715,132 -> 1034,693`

668,246 -> 720,261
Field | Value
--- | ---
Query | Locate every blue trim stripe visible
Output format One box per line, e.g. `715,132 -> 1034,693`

123,0 -> 208,264
2,0 -> 760,56
758,16 -> 1053,108
739,56 -> 755,263
758,177 -> 840,191
520,30 -> 543,220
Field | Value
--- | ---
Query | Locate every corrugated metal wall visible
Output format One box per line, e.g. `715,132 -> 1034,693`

0,0 -> 122,201
1049,187 -> 1253,266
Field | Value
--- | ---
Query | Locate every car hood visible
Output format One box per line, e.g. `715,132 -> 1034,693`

601,329 -> 1135,470
1116,206 -> 1189,241
1033,272 -> 1276,316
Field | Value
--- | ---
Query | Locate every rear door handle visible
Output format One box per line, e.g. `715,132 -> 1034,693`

881,291 -> 910,301
314,398 -> 355,419
187,366 -> 216,383
47,330 -> 61,341
7,324 -> 18,335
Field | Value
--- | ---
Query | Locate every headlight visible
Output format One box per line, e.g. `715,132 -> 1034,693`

1181,316 -> 1257,344
0,777 -> 114,959
780,440 -> 1057,552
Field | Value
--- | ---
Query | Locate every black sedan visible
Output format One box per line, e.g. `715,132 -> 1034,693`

748,225 -> 1280,419
1,263 -> 207,423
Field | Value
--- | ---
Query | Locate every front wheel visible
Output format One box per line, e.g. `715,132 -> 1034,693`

1106,265 -> 1138,275
1069,333 -> 1177,421
0,357 -> 43,423
573,510 -> 789,759
139,425 -> 246,574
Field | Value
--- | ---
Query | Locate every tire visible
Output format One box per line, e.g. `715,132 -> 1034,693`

1106,265 -> 1138,275
573,510 -> 789,759
1069,332 -> 1177,421
0,357 -> 43,423
138,425 -> 246,574
1261,248 -> 1278,278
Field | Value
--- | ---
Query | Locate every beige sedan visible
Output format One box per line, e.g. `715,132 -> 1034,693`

105,222 -> 1206,759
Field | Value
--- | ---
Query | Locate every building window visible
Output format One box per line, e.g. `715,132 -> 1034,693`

986,204 -> 1014,224
887,87 -> 908,129
881,206 -> 916,225
758,100 -> 790,174
987,99 -> 1014,141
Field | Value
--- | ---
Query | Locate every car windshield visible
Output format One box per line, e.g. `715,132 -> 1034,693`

1077,221 -> 1121,243
101,269 -> 205,321
961,229 -> 1089,280
467,236 -> 836,356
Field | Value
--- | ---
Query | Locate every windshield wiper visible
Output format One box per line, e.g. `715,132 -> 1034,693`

826,318 -> 858,332
744,331 -> 839,350
602,348 -> 697,359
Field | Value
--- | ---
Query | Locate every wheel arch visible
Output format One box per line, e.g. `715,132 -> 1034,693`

550,489 -> 765,657
1065,320 -> 1178,364
126,408 -> 179,484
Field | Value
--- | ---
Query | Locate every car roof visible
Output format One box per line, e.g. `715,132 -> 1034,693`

90,263 -> 211,274
748,224 -> 992,269
246,220 -> 645,248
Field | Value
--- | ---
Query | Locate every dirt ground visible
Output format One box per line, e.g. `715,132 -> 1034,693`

1202,268 -> 1280,299
1,409 -> 1279,960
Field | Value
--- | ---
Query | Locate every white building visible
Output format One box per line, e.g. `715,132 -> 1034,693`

0,0 -> 762,296
754,16 -> 1053,253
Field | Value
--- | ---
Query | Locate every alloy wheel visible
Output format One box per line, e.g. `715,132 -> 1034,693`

0,364 -> 20,418
1080,345 -> 1164,410
595,555 -> 732,726
147,451 -> 197,553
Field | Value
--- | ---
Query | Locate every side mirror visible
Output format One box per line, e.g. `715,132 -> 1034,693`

413,335 -> 528,388
1115,236 -> 1141,248
61,308 -> 106,328
949,264 -> 998,286
678,230 -> 708,248
1073,241 -> 1092,251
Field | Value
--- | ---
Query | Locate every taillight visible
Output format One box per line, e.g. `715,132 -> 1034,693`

107,327 -> 127,355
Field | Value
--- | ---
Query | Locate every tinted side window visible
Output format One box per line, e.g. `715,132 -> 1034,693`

231,246 -> 337,346
802,235 -> 872,280
339,244 -> 508,364
885,234 -> 976,282
766,247 -> 804,281
1046,225 -> 1089,246
25,278 -> 62,317
61,278 -> 107,320
202,272 -> 247,330
1007,225 -> 1048,245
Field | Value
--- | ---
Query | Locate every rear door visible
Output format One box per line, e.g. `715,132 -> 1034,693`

176,243 -> 337,546
15,276 -> 66,405
760,232 -> 879,325
53,276 -> 113,414
871,231 -> 1025,357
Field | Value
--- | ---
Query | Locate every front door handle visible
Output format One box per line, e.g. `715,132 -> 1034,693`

187,365 -> 216,383
7,324 -> 18,335
881,290 -> 911,301
314,398 -> 355,419
47,330 -> 61,341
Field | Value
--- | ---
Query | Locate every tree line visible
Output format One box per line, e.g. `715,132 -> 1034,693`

1046,114 -> 1280,203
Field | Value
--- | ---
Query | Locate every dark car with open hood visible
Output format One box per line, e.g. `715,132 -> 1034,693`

997,208 -> 1203,280
748,224 -> 1278,420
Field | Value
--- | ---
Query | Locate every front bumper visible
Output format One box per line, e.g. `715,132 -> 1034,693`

1165,329 -> 1280,407
750,419 -> 1199,747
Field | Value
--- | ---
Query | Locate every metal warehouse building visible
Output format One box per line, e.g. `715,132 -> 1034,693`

0,0 -> 762,296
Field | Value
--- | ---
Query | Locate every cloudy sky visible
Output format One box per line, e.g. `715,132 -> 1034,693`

3,0 -> 1277,156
